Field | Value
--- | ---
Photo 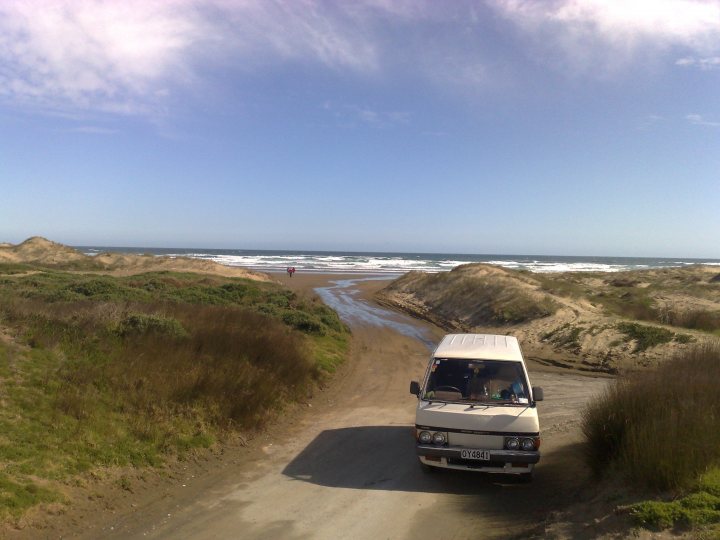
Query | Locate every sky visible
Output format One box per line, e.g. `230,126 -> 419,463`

0,0 -> 719,258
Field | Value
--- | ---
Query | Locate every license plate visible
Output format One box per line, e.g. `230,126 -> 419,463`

460,449 -> 490,461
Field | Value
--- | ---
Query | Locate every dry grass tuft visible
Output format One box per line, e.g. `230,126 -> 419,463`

582,342 -> 720,491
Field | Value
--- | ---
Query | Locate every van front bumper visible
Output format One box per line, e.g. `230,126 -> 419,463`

416,445 -> 540,464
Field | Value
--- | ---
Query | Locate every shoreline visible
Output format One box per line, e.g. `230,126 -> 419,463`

66,241 -> 720,275
269,271 -> 395,295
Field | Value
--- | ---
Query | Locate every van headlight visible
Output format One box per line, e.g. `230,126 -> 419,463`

505,437 -> 520,450
521,438 -> 535,451
432,432 -> 446,445
418,431 -> 432,444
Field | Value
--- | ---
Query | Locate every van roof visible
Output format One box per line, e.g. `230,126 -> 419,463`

433,334 -> 524,362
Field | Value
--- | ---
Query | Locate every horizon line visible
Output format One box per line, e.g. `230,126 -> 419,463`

70,243 -> 720,262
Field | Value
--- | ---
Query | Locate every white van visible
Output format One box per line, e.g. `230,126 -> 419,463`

410,334 -> 544,479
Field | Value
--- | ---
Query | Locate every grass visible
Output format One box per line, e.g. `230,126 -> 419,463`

582,343 -> 720,492
380,264 -> 720,340
0,263 -> 35,275
535,273 -> 589,299
587,272 -> 720,334
659,308 -> 720,333
0,270 -> 349,519
0,473 -> 59,518
583,343 -> 720,534
531,267 -> 720,335
629,468 -> 720,530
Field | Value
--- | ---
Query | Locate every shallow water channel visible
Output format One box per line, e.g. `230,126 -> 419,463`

314,277 -> 436,349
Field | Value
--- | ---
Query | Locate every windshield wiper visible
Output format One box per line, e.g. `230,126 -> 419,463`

468,400 -> 526,407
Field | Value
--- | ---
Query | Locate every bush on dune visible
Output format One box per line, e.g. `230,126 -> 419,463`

0,272 -> 348,517
117,313 -> 188,338
582,342 -> 720,491
2,299 -> 333,432
109,305 -> 318,429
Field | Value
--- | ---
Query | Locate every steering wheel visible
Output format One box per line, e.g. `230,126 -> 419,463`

434,385 -> 462,393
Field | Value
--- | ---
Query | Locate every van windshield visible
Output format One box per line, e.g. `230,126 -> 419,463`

423,358 -> 530,404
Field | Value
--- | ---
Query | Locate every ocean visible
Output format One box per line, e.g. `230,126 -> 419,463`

76,246 -> 720,275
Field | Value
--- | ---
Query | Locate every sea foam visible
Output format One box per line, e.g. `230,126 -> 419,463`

77,247 -> 720,275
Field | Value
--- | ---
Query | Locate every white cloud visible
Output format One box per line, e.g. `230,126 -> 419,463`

65,126 -> 118,134
0,0 -> 395,116
491,0 -> 720,73
217,2 -> 381,72
676,56 -> 720,69
3,0 -> 718,119
685,113 -> 720,127
0,0 -> 511,118
0,1 -> 205,114
637,114 -> 664,130
323,101 -> 410,127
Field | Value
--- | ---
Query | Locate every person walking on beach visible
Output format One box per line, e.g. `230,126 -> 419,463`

287,266 -> 296,278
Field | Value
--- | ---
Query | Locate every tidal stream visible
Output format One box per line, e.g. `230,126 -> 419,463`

314,277 -> 436,349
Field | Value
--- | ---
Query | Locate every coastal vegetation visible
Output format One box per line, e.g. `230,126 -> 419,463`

539,269 -> 720,334
378,263 -> 720,372
376,264 -> 558,328
0,266 -> 348,518
582,343 -> 720,533
3,238 -> 719,534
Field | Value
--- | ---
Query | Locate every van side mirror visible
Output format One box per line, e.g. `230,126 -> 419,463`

533,387 -> 544,402
410,381 -> 420,396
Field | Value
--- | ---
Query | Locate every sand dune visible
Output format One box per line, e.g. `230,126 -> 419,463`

0,236 -> 88,265
377,263 -> 720,373
0,237 -> 271,281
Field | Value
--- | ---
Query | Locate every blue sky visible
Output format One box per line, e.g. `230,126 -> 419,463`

1,0 -> 719,257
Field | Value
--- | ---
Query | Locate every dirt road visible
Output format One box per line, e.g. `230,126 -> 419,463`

75,275 -> 609,539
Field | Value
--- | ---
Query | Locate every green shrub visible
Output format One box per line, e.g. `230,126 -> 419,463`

281,310 -> 325,335
630,500 -> 682,529
542,323 -> 583,349
674,333 -> 694,344
69,279 -> 124,298
616,322 -> 675,352
630,469 -> 720,530
117,314 -> 188,339
316,306 -> 346,333
700,468 -> 720,497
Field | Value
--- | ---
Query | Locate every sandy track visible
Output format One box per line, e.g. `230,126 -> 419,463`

67,275 -> 609,539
